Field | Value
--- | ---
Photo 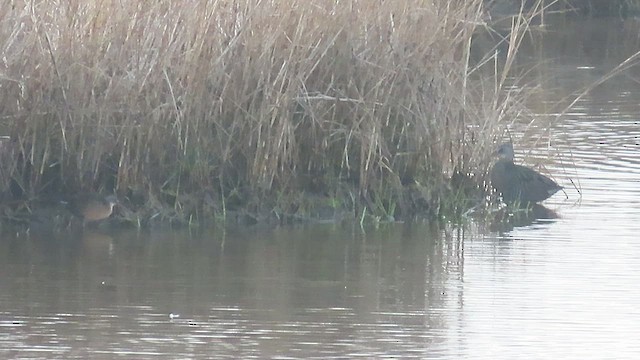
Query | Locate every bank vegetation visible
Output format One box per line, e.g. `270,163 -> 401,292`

0,0 -> 536,227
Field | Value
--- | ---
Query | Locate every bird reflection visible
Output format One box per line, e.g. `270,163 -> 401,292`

490,203 -> 560,232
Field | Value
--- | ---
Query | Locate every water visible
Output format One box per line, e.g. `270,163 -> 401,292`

3,16 -> 640,359
1,225 -> 452,359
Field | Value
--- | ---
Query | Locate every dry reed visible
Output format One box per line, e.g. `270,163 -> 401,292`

0,0 -> 531,225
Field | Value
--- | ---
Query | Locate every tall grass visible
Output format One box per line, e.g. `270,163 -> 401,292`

0,0 -> 524,225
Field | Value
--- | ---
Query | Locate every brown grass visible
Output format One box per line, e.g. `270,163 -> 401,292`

0,0 -> 532,226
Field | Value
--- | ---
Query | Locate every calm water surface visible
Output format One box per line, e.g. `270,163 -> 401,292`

2,17 -> 640,359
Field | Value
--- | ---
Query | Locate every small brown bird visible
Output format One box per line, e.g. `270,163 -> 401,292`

66,193 -> 118,224
490,143 -> 562,204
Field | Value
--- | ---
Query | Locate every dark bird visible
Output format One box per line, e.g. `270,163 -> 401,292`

490,143 -> 562,204
65,193 -> 118,224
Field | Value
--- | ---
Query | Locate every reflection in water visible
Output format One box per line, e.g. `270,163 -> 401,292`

490,203 -> 561,232
0,224 -> 463,358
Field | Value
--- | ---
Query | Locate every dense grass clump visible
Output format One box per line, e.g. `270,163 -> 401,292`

0,0 -> 518,226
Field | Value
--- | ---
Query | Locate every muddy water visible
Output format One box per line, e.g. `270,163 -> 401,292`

3,17 -> 640,359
